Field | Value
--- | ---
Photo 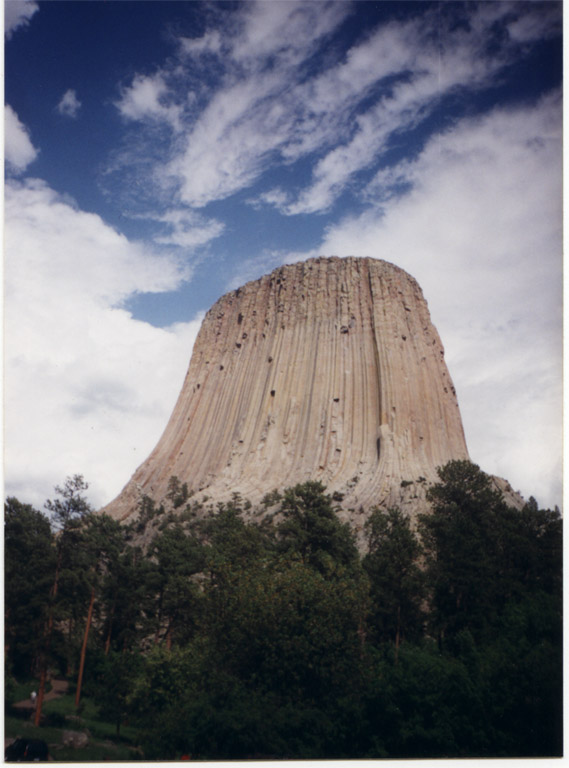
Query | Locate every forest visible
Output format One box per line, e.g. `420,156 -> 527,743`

4,461 -> 563,760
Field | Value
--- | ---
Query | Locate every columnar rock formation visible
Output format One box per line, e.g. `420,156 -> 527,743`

105,256 -> 479,530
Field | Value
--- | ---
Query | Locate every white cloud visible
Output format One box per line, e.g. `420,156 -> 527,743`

506,3 -> 561,43
57,89 -> 81,119
316,93 -> 562,508
4,179 -> 201,509
143,1 -> 559,215
180,29 -> 222,58
229,0 -> 347,68
150,209 -> 225,249
5,105 -> 38,173
168,76 -> 288,207
117,1 -> 350,208
115,72 -> 182,130
248,188 -> 291,211
5,0 -> 38,39
279,2 -> 559,216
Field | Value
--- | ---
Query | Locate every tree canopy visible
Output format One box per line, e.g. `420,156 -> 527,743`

4,467 -> 562,759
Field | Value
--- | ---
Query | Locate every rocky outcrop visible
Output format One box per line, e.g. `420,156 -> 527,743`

105,256 -> 489,531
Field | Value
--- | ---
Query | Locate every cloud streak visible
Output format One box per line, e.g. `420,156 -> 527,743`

5,105 -> 38,173
110,1 -> 560,217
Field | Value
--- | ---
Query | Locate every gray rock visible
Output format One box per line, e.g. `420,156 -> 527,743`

62,730 -> 89,749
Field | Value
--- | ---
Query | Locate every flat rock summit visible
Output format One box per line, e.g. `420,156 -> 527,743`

105,256 -> 519,532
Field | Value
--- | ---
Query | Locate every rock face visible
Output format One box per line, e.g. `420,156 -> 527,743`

105,256 -> 475,529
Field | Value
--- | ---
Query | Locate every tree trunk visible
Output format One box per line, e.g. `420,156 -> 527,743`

166,621 -> 173,651
66,617 -> 74,677
34,549 -> 62,726
33,662 -> 47,727
154,591 -> 163,645
104,600 -> 116,656
357,614 -> 366,659
75,586 -> 96,709
394,604 -> 401,666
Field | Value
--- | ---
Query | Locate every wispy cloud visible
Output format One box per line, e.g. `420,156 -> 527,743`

272,3 -> 561,215
4,178 -> 201,507
5,105 -> 38,173
166,1 -> 350,207
110,1 -> 349,208
145,209 -> 225,249
5,0 -> 38,39
57,89 -> 82,119
110,2 -> 560,217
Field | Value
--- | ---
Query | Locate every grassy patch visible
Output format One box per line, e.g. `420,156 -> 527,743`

12,679 -> 38,702
5,715 -> 64,745
8,677 -> 52,703
6,688 -> 141,762
42,693 -> 138,742
52,742 -> 140,761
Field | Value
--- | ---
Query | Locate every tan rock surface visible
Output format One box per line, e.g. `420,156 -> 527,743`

104,256 -> 485,531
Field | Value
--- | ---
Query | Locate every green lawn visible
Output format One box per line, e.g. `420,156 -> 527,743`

5,687 -> 141,762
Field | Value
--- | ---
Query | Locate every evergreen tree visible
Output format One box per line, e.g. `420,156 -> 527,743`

419,460 -> 508,645
363,508 -> 425,655
4,464 -> 562,759
44,474 -> 92,531
146,523 -> 206,648
276,481 -> 359,575
74,513 -> 127,707
4,498 -> 56,679
418,461 -> 563,756
35,475 -> 93,724
100,543 -> 152,654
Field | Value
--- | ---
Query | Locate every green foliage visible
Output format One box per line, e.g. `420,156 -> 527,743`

145,523 -> 206,646
166,475 -> 190,508
363,508 -> 425,646
88,649 -> 143,735
4,498 -> 56,677
276,481 -> 359,575
419,461 -> 562,649
4,464 -> 562,759
378,641 -> 489,757
44,474 -> 92,531
4,675 -> 17,709
130,493 -> 165,534
201,502 -> 272,568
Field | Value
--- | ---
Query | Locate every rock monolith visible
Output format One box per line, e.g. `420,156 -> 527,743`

105,256 -> 490,532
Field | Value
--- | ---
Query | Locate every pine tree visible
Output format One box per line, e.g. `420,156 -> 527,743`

363,508 -> 425,658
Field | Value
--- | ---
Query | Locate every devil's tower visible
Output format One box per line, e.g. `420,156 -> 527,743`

105,257 -> 472,526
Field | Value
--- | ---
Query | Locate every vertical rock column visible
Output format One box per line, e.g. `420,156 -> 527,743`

104,256 -> 469,523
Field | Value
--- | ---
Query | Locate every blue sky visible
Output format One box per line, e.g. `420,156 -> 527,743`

4,0 -> 563,511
